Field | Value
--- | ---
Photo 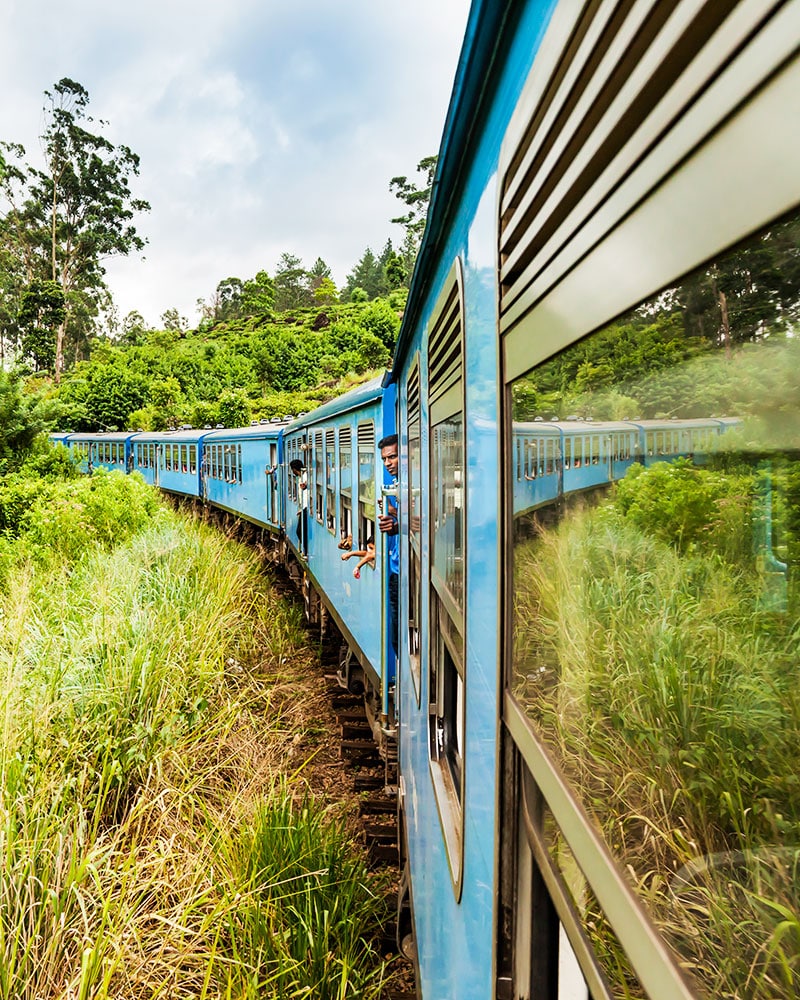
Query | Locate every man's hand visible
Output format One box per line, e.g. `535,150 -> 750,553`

379,511 -> 397,535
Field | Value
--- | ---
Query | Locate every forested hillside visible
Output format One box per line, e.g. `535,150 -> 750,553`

39,292 -> 404,433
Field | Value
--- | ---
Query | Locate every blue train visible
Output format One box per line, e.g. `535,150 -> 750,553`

51,1 -> 800,997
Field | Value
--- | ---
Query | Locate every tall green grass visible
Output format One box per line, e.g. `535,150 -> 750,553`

514,499 -> 800,998
0,484 -> 393,999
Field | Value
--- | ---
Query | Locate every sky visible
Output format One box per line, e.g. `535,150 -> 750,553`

0,0 -> 471,329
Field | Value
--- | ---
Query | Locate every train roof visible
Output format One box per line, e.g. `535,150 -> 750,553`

129,428 -> 210,443
514,420 -> 642,434
67,431 -> 138,442
632,418 -> 736,428
202,420 -> 290,442
284,376 -> 384,433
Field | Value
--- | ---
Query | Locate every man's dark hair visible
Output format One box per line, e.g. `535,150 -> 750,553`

378,434 -> 398,450
289,459 -> 304,473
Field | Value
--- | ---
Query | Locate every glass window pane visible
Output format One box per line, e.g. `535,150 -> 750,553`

509,211 -> 800,999
432,415 -> 464,616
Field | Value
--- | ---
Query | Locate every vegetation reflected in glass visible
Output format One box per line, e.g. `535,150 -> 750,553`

510,212 -> 800,998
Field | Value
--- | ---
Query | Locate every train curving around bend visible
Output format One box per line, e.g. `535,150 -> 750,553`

52,2 -> 800,998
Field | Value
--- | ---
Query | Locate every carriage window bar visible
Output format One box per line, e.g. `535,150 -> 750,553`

339,427 -> 353,547
357,422 -> 375,552
325,429 -> 336,534
504,209 -> 800,1000
314,431 -> 324,524
427,260 -> 466,896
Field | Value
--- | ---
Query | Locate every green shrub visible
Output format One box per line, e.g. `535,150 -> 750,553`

614,458 -> 754,564
24,470 -> 161,562
0,473 -> 51,536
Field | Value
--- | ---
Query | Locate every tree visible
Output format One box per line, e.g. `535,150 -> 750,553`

390,155 -> 437,264
307,257 -> 332,292
213,277 -> 245,322
343,248 -> 383,300
384,250 -> 406,290
274,253 -> 311,311
217,388 -> 250,428
29,79 -> 149,379
160,307 -> 188,333
120,310 -> 148,345
313,277 -> 338,305
17,278 -> 65,371
360,297 -> 401,350
241,270 -> 276,316
0,370 -> 43,470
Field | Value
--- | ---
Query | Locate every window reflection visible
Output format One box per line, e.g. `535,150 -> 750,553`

510,212 -> 800,998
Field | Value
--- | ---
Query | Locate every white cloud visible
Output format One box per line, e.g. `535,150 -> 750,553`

1,0 -> 472,328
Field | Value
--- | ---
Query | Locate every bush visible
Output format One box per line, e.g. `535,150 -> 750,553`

614,458 -> 754,564
24,470 -> 161,563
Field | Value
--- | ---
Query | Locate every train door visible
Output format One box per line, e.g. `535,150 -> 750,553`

266,441 -> 278,523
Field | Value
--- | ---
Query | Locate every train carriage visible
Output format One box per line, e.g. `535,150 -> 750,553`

202,420 -> 288,531
42,1 -> 800,996
282,378 -> 397,705
131,429 -> 206,496
66,431 -> 136,474
389,0 -> 800,998
635,417 -> 728,466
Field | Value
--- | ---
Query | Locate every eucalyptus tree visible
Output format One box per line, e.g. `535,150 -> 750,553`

0,78 -> 150,380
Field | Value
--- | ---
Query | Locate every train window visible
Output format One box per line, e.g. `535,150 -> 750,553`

180,445 -> 186,472
357,422 -> 375,552
237,444 -> 242,484
189,445 -> 196,475
407,358 -> 422,700
325,430 -> 336,534
314,431 -> 324,524
504,209 -> 800,1000
339,427 -> 353,545
427,262 -> 466,895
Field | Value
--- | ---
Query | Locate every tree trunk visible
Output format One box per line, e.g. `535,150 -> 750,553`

718,288 -> 731,358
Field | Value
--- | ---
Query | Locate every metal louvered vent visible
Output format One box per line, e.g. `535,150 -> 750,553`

407,363 -> 420,424
340,426 -> 351,449
428,261 -> 464,423
357,422 -> 374,447
499,0 -> 782,333
429,280 -> 462,408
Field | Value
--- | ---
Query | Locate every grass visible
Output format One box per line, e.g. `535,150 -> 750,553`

514,497 -> 800,998
0,498 -> 393,999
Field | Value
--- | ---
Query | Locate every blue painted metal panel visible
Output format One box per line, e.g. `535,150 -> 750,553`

131,429 -> 207,497
66,432 -> 137,475
391,1 -> 560,996
202,423 -> 286,528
